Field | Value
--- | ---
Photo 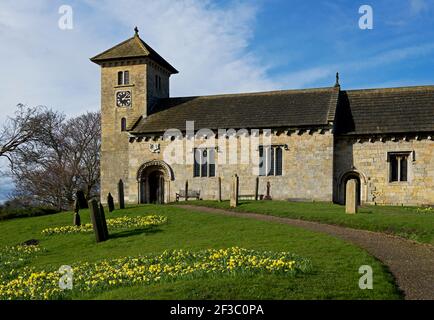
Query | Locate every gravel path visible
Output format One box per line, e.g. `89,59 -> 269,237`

177,205 -> 434,300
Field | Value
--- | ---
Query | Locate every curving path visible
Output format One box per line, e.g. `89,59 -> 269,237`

177,205 -> 434,300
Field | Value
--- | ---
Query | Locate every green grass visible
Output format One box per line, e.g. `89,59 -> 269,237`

182,201 -> 434,245
0,205 -> 401,299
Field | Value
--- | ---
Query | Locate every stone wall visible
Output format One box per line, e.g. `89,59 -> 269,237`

111,130 -> 335,204
334,136 -> 434,206
100,61 -> 149,204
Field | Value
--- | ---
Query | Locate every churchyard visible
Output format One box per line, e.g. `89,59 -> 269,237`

0,201 -> 408,300
185,200 -> 434,245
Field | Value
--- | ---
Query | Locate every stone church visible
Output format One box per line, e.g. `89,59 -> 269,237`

91,29 -> 434,206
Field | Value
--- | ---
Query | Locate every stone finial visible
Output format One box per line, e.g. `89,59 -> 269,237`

334,72 -> 340,87
134,26 -> 139,36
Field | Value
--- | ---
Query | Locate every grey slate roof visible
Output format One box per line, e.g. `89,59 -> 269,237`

90,35 -> 178,74
131,87 -> 340,134
336,86 -> 434,135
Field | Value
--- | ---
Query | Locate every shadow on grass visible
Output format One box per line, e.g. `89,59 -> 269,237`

109,227 -> 163,239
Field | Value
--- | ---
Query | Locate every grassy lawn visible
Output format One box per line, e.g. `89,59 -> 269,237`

181,200 -> 434,245
0,205 -> 401,299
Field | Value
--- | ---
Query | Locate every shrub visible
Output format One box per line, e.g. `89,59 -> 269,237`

0,206 -> 59,221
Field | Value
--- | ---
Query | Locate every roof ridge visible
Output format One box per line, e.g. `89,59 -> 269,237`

167,86 -> 336,100
90,36 -> 138,61
346,85 -> 434,93
135,36 -> 150,55
326,86 -> 340,123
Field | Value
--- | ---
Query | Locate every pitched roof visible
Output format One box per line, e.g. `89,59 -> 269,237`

130,87 -> 339,134
335,86 -> 434,135
90,35 -> 178,74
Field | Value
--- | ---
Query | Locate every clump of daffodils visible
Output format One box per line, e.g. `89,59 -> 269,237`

416,207 -> 433,214
0,245 -> 42,282
41,215 -> 167,235
0,247 -> 312,300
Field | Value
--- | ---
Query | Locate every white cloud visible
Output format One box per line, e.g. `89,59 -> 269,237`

83,0 -> 281,96
0,0 -> 284,124
410,0 -> 429,14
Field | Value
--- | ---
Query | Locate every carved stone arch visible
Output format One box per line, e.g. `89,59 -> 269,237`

338,169 -> 367,186
137,160 -> 174,204
337,169 -> 368,205
136,160 -> 174,182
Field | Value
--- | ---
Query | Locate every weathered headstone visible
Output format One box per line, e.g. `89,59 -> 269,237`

118,180 -> 125,209
255,177 -> 259,201
230,174 -> 239,208
88,199 -> 108,242
264,181 -> 272,200
99,203 -> 109,239
345,179 -> 358,214
185,180 -> 189,201
73,199 -> 81,226
76,190 -> 88,209
218,177 -> 222,202
107,193 -> 115,212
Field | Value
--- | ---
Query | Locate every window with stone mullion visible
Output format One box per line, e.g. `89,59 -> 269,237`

193,148 -> 215,178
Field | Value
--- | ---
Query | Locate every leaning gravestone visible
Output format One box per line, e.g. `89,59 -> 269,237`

107,193 -> 115,212
88,199 -> 108,242
76,190 -> 88,209
230,174 -> 239,208
99,203 -> 109,239
345,179 -> 358,214
118,180 -> 125,209
73,199 -> 81,226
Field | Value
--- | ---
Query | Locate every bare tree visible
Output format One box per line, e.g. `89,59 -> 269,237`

0,104 -> 43,168
11,110 -> 101,210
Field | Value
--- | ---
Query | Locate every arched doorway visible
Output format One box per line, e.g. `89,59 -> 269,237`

148,171 -> 165,204
338,171 -> 363,206
137,160 -> 174,204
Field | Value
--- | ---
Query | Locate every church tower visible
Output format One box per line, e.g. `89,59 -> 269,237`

91,28 -> 178,203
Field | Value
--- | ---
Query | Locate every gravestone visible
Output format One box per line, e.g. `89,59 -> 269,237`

107,193 -> 115,212
218,177 -> 222,202
99,203 -> 109,239
264,181 -> 272,200
73,199 -> 81,226
76,190 -> 88,209
185,180 -> 189,201
230,174 -> 239,208
345,179 -> 358,214
255,177 -> 259,201
88,199 -> 108,242
118,180 -> 125,209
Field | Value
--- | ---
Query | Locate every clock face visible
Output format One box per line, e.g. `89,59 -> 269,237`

116,91 -> 132,107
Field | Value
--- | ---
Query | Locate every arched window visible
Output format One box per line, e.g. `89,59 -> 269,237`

121,118 -> 127,132
124,71 -> 129,85
118,71 -> 130,85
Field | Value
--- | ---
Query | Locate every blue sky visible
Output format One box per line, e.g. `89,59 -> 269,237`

0,0 -> 433,201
